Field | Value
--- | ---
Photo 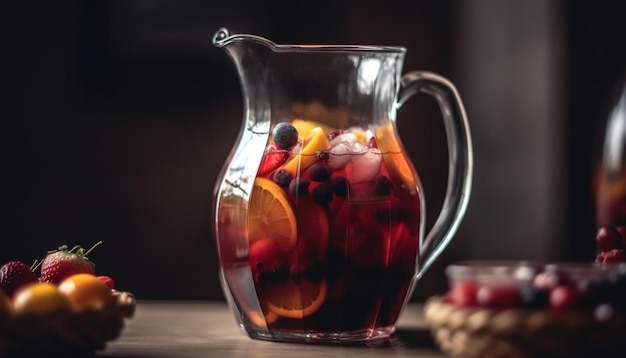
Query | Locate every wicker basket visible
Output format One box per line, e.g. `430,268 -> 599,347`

423,295 -> 626,358
0,290 -> 135,357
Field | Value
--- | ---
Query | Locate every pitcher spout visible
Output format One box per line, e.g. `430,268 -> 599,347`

212,27 -> 278,50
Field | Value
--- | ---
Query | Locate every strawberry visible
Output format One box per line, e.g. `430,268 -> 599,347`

40,241 -> 102,284
0,261 -> 39,297
258,144 -> 289,176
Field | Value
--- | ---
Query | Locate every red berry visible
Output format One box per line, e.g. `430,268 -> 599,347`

0,261 -> 38,297
549,284 -> 579,311
97,275 -> 115,290
447,280 -> 479,307
476,285 -> 521,309
328,131 -> 342,141
596,226 -> 622,252
368,137 -> 378,148
258,144 -> 289,176
598,248 -> 626,264
40,242 -> 102,284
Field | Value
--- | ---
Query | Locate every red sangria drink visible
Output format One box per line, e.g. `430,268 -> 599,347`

212,27 -> 473,344
219,119 -> 420,341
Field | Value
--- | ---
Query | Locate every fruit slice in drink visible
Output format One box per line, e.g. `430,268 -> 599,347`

265,277 -> 328,319
291,119 -> 336,141
283,127 -> 330,177
375,123 -> 417,194
248,178 -> 297,252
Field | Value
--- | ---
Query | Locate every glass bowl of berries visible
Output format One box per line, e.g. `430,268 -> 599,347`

424,261 -> 626,358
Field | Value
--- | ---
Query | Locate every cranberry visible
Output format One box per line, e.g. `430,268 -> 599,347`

549,284 -> 579,311
369,137 -> 378,148
447,281 -> 479,307
476,285 -> 521,309
596,226 -> 622,252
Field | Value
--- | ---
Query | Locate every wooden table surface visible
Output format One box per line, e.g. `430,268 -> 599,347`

99,301 -> 447,358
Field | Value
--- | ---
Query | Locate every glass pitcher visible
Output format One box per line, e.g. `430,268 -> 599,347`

211,27 -> 473,343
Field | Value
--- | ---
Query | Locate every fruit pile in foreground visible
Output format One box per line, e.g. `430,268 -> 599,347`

0,242 -> 134,356
446,262 -> 626,318
0,242 -> 120,316
595,225 -> 626,263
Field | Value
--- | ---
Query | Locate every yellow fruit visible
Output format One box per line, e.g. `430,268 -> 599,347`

266,277 -> 327,319
58,273 -> 113,311
291,119 -> 337,140
375,123 -> 417,193
249,178 -> 298,252
13,282 -> 72,315
283,127 -> 330,177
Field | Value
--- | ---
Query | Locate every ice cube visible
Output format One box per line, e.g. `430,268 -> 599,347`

345,147 -> 381,183
328,142 -> 351,170
329,132 -> 358,147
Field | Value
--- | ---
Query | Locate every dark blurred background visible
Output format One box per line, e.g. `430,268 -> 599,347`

3,0 -> 626,301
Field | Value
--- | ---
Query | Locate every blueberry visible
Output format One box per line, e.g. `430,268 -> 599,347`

374,175 -> 392,195
272,123 -> 299,150
308,163 -> 330,182
317,151 -> 329,161
519,282 -> 549,309
330,176 -> 350,197
272,169 -> 292,188
311,183 -> 333,205
289,178 -> 310,197
577,279 -> 609,310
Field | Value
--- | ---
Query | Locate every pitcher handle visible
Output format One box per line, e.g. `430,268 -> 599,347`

397,71 -> 473,279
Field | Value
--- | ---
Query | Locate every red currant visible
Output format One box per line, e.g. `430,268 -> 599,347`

549,284 -> 579,311
447,280 -> 479,307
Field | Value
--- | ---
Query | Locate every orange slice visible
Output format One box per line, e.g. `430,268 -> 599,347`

245,306 -> 279,326
291,119 -> 337,140
248,178 -> 297,252
375,123 -> 417,193
266,277 -> 327,319
283,127 -> 330,177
